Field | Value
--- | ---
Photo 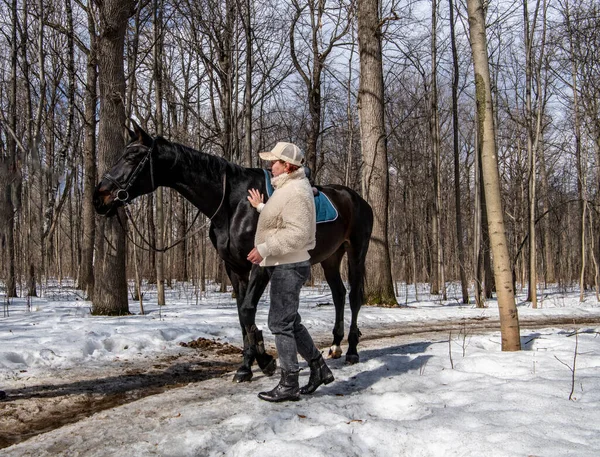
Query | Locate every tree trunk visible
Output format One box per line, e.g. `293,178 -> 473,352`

345,35 -> 356,188
174,195 -> 188,282
243,0 -> 253,168
467,0 -> 521,350
480,154 -> 495,299
92,0 -> 135,316
474,134 -> 482,307
20,3 -> 37,298
429,0 -> 445,299
357,0 -> 397,306
201,227 -> 207,293
449,0 -> 468,304
154,0 -> 166,306
539,147 -> 554,284
563,2 -> 586,300
221,0 -> 235,162
524,0 -> 538,307
4,0 -> 19,298
290,0 -> 351,180
79,5 -> 98,299
146,193 -> 157,280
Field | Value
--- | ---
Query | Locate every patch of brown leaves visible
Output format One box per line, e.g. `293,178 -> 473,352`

179,337 -> 241,355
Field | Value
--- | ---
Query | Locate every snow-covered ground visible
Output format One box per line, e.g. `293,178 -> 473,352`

2,281 -> 600,456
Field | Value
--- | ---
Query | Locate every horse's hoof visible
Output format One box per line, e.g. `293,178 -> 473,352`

345,354 -> 359,364
233,367 -> 253,383
328,345 -> 343,359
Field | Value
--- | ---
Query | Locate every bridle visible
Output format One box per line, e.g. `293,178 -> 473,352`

103,139 -> 227,253
102,140 -> 156,203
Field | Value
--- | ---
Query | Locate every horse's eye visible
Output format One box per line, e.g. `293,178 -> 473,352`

125,153 -> 141,163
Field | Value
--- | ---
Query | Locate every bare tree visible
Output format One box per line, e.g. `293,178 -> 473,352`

79,3 -> 99,298
240,0 -> 253,167
290,0 -> 353,179
357,0 -> 397,306
2,0 -> 20,298
92,0 -> 135,315
449,0 -> 468,303
153,0 -> 166,306
467,0 -> 521,350
559,0 -> 587,301
523,0 -> 549,307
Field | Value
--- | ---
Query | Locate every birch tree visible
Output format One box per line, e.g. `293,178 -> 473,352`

467,0 -> 521,349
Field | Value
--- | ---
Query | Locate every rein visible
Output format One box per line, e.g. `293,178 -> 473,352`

118,173 -> 227,253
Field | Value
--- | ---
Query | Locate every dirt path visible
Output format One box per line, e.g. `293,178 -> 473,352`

0,339 -> 242,449
1,316 -> 599,449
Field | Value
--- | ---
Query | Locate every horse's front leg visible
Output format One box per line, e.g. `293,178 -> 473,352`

233,265 -> 275,382
225,268 -> 254,382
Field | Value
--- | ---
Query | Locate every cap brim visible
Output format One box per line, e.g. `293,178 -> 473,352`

259,151 -> 280,161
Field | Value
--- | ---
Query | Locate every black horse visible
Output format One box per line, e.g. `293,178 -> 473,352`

94,122 -> 373,382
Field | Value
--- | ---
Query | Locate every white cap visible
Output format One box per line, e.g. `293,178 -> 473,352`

258,142 -> 304,166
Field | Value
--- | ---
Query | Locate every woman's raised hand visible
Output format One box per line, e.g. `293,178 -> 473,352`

247,188 -> 264,208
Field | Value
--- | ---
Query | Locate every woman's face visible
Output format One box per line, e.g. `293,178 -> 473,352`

271,160 -> 288,177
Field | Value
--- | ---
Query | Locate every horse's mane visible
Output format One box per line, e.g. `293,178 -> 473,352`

159,137 -> 263,181
159,138 -> 227,176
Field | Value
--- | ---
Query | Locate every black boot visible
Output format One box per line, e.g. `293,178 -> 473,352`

300,355 -> 334,394
258,370 -> 300,402
0,390 -> 6,400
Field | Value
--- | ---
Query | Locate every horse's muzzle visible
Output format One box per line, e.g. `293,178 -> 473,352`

93,182 -> 119,216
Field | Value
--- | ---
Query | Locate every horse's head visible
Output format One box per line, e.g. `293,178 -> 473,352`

93,121 -> 158,216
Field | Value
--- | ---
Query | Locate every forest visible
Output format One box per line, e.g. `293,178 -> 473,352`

0,0 -> 598,322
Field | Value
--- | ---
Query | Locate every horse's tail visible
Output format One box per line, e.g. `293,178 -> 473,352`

349,193 -> 374,307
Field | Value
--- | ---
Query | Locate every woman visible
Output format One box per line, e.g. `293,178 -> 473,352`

247,142 -> 334,402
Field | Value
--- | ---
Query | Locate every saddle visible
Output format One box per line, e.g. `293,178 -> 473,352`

262,169 -> 338,224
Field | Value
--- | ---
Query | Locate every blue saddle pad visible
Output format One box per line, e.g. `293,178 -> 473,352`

263,170 -> 338,224
313,192 -> 338,224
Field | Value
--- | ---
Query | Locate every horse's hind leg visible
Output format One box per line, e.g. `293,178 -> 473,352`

321,246 -> 347,359
346,238 -> 369,364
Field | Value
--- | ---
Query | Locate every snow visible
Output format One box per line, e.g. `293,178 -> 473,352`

2,281 -> 600,456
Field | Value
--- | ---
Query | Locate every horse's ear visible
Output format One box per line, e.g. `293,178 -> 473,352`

124,123 -> 137,141
127,119 -> 153,146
